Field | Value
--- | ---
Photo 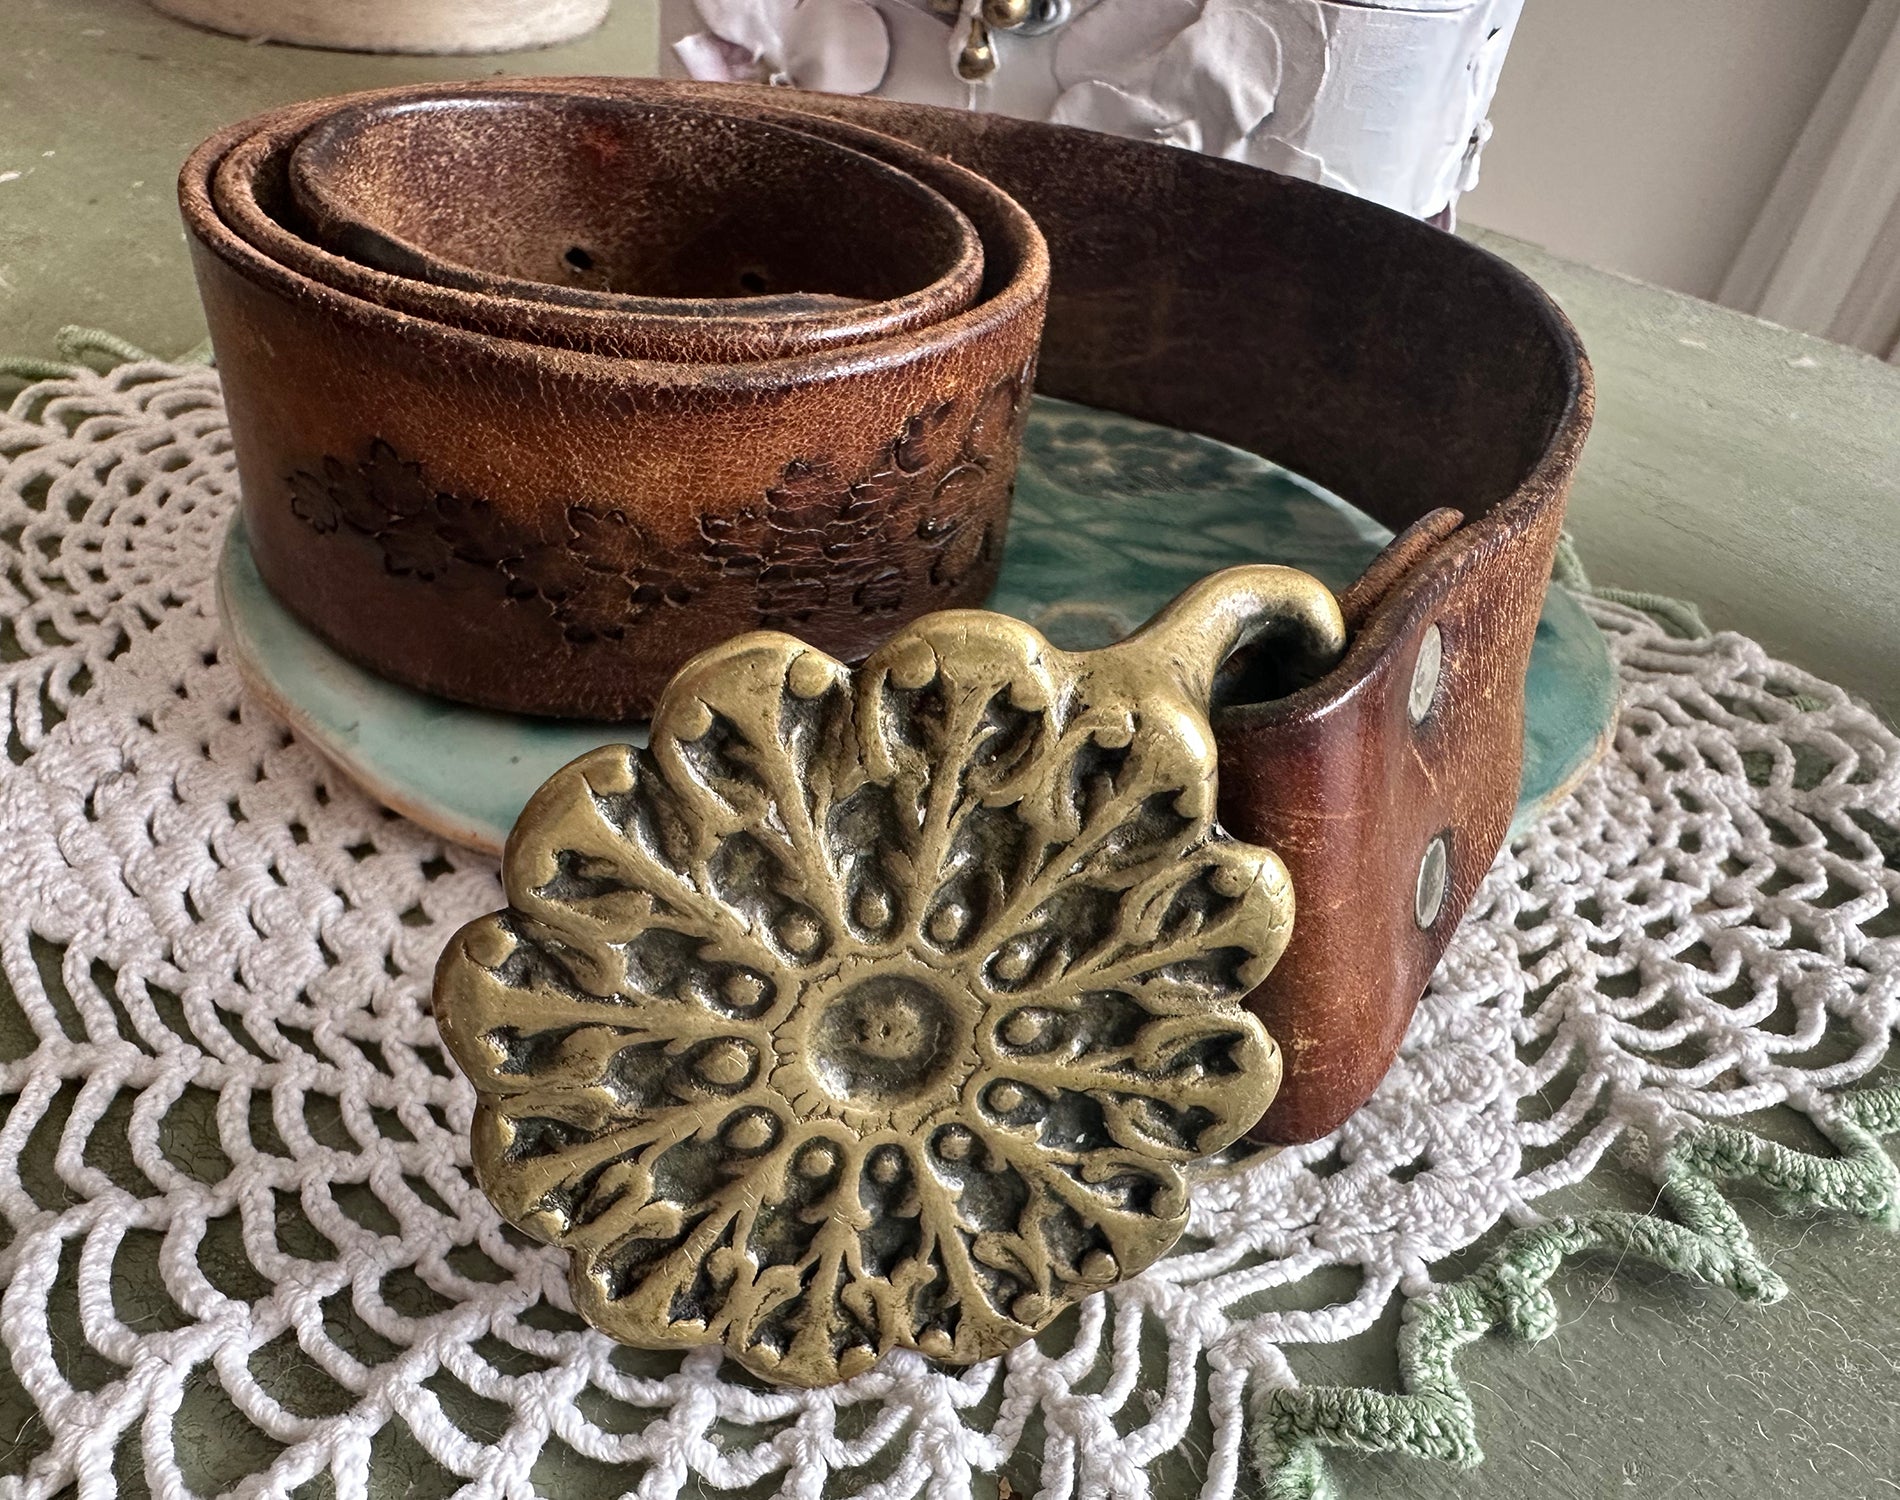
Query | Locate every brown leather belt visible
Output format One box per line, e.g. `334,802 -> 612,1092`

180,79 -> 1592,1147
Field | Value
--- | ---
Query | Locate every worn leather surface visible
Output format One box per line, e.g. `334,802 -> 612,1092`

207,90 -> 1039,369
180,79 -> 1592,1144
185,82 -> 1049,721
290,95 -> 989,351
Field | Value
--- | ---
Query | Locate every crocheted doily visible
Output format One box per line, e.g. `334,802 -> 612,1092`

0,349 -> 1895,1500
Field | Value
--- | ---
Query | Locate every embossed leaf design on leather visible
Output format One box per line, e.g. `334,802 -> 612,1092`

436,585 -> 1310,1386
284,368 -> 1028,652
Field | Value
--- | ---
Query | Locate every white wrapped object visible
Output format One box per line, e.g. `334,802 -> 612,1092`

146,0 -> 611,54
675,0 -> 1523,220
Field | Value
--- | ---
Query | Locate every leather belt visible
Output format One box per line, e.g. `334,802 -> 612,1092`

185,82 -> 1048,726
180,79 -> 1592,1147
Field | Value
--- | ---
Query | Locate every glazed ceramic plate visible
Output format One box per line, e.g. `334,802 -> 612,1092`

218,397 -> 1618,854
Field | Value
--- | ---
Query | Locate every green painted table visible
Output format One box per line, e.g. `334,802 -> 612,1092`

2,3 -> 1898,1496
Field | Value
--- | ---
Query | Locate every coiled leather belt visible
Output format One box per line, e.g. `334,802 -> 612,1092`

181,79 -> 1592,1146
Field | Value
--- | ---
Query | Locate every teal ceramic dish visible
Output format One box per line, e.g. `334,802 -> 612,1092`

218,397 -> 1618,854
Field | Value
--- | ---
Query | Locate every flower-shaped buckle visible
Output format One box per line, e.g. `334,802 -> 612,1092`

434,564 -> 1345,1387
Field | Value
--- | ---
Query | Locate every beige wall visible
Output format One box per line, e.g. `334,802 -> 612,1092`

1464,0 -> 1869,299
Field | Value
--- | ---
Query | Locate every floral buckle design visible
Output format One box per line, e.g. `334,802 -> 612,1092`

433,564 -> 1346,1387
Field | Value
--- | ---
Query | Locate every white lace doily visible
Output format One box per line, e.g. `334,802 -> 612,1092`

1,357 -> 1896,1500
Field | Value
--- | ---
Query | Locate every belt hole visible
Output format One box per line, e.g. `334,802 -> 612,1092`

563,246 -> 595,273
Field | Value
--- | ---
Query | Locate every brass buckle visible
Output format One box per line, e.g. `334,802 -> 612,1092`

434,564 -> 1345,1386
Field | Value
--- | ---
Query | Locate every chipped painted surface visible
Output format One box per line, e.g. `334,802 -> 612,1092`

1471,228 -> 1900,730
0,0 -> 659,353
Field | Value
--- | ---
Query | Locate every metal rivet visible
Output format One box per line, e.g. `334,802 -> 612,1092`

1408,624 -> 1442,726
1416,833 -> 1450,930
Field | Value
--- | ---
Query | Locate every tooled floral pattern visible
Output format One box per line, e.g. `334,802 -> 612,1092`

284,369 -> 1031,646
